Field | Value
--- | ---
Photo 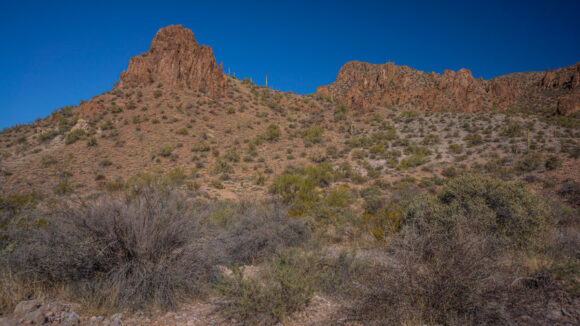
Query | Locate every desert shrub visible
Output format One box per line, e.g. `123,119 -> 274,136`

211,179 -> 225,189
163,167 -> 187,186
40,155 -> 58,167
86,136 -> 98,147
207,201 -> 309,265
351,221 -> 505,325
397,144 -> 431,168
176,127 -> 188,135
268,163 -> 336,217
53,177 -> 72,195
269,166 -> 321,202
399,153 -> 429,169
110,105 -> 123,114
192,141 -> 210,152
99,159 -> 113,167
464,132 -> 483,147
1,188 -> 214,311
224,149 -> 240,163
38,130 -> 58,142
100,119 -> 115,130
1,189 -> 310,314
302,126 -> 323,144
422,133 -> 440,145
448,143 -> 464,154
334,104 -> 348,121
559,181 -> 580,207
545,155 -> 562,170
502,121 -> 524,137
212,160 -> 234,175
157,145 -> 174,157
153,89 -> 162,98
441,166 -> 458,178
361,203 -> 404,241
64,129 -> 86,145
516,152 -> 543,172
219,248 -> 357,325
219,251 -> 316,325
263,124 -> 281,141
405,173 -> 555,249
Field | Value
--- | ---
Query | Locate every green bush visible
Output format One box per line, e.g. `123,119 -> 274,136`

303,126 -> 323,144
40,155 -> 58,167
464,133 -> 483,147
110,105 -> 123,114
334,104 -> 348,121
422,134 -> 440,145
38,130 -> 58,142
448,143 -> 464,154
263,124 -> 281,141
87,136 -> 97,147
501,122 -> 524,137
218,250 -> 317,325
157,145 -> 174,157
405,174 -> 554,249
212,160 -> 234,175
192,141 -> 210,152
515,152 -> 542,172
64,129 -> 86,145
211,179 -> 225,189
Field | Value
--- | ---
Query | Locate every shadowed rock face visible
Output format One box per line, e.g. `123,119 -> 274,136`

118,24 -> 227,97
317,60 -> 580,115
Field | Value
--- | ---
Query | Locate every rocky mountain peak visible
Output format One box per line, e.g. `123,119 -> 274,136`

118,24 -> 227,97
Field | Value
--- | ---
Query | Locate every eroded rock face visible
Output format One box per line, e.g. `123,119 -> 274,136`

317,60 -> 580,112
541,62 -> 580,89
118,25 -> 227,97
557,91 -> 580,116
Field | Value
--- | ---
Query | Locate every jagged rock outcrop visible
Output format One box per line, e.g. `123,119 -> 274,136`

541,62 -> 580,89
557,92 -> 580,116
118,25 -> 227,97
317,60 -> 580,113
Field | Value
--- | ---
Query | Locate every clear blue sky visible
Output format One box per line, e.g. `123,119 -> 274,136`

1,0 -> 579,129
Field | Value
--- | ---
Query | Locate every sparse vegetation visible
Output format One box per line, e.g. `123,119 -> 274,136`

0,50 -> 578,326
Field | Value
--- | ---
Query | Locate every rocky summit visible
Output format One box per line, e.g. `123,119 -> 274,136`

118,24 -> 227,97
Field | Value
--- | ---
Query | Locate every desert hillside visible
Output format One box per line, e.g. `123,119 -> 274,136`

1,25 -> 579,325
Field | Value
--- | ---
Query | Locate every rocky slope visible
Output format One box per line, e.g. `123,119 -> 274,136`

0,25 -> 578,197
316,60 -> 580,114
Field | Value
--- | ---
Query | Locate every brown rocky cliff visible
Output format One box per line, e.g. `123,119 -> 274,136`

541,62 -> 580,89
317,60 -> 579,113
118,25 -> 227,97
541,63 -> 580,115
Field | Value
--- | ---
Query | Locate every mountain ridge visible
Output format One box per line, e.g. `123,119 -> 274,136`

316,59 -> 580,114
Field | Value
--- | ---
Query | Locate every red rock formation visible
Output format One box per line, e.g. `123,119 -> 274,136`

557,92 -> 580,116
541,62 -> 580,89
118,25 -> 227,97
317,60 -> 580,113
